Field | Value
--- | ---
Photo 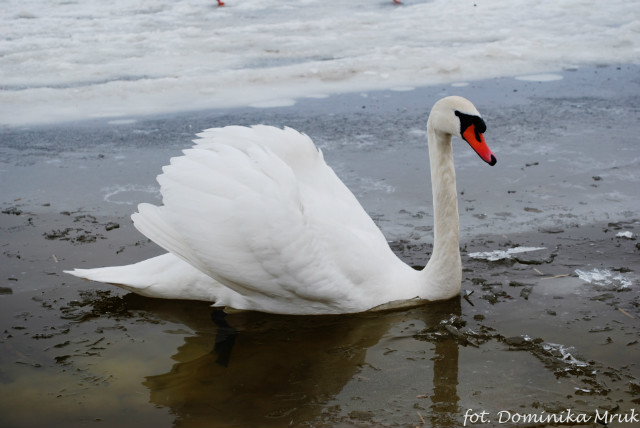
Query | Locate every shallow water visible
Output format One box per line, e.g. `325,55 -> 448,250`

0,207 -> 638,427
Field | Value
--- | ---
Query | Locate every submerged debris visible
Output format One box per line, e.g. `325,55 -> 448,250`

415,314 -> 485,348
415,322 -> 616,397
1,207 -> 23,216
519,287 -> 533,300
43,228 -> 103,244
60,290 -> 135,322
105,222 -> 120,231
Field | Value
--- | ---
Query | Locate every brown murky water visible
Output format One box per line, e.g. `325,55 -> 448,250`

1,209 -> 638,427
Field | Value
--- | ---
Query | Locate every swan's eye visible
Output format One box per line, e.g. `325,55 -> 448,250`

454,110 -> 486,136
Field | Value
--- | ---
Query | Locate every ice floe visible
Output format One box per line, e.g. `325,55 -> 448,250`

468,247 -> 546,261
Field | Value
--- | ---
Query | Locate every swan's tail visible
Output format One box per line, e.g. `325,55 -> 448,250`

65,253 -> 221,302
65,254 -> 170,292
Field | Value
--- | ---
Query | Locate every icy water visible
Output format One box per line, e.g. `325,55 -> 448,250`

0,213 -> 638,427
1,65 -> 639,426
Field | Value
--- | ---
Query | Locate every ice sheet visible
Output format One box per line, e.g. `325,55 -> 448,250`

2,0 -> 639,125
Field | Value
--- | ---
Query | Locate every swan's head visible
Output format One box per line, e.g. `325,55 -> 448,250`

428,96 -> 497,166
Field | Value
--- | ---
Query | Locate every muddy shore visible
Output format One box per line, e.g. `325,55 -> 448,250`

1,64 -> 639,427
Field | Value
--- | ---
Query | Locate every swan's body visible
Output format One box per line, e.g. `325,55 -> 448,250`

66,96 -> 496,315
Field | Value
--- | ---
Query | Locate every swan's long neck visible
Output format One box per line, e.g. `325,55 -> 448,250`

421,126 -> 462,299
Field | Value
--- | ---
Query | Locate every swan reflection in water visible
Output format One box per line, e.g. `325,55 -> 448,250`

143,299 -> 462,427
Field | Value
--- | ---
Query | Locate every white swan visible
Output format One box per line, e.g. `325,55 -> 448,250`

66,96 -> 496,315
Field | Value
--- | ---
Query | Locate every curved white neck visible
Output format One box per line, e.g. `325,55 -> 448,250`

421,127 -> 462,299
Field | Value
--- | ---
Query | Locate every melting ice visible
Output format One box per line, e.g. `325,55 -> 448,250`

1,0 -> 639,125
468,247 -> 546,261
616,231 -> 634,239
575,268 -> 632,290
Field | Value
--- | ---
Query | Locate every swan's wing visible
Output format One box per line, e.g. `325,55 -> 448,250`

132,126 -> 398,313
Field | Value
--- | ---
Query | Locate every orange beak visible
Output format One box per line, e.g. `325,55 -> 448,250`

462,124 -> 496,166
